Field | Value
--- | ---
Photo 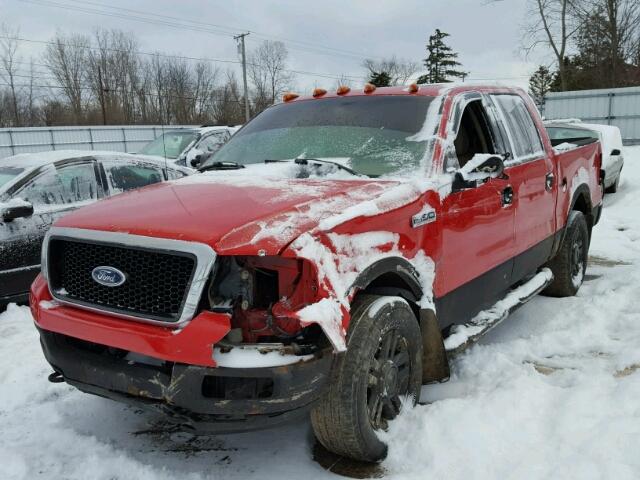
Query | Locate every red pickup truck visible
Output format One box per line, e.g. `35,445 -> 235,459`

30,84 -> 603,462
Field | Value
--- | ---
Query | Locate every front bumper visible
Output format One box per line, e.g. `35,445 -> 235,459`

31,275 -> 333,432
39,329 -> 332,432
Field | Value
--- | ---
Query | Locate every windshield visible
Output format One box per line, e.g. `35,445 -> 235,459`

0,166 -> 25,189
202,96 -> 435,177
139,131 -> 198,159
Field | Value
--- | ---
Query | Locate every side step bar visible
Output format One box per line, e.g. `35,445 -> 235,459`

444,268 -> 554,355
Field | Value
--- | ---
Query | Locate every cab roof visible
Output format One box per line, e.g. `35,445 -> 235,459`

283,83 -> 524,104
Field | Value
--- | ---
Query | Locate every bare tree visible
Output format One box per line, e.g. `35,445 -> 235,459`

248,41 -> 294,112
333,73 -> 354,89
0,24 -> 21,126
44,32 -> 90,123
574,0 -> 640,85
489,0 -> 582,90
362,56 -> 420,85
212,70 -> 244,125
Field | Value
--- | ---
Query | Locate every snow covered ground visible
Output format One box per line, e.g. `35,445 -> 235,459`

2,149 -> 640,479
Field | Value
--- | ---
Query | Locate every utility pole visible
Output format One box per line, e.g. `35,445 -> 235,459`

98,66 -> 107,125
234,32 -> 250,122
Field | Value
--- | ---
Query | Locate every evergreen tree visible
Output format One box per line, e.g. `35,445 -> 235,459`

529,65 -> 555,108
416,29 -> 467,84
368,71 -> 392,87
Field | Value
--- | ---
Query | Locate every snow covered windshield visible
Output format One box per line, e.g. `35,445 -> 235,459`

0,166 -> 24,189
203,96 -> 435,177
139,131 -> 198,159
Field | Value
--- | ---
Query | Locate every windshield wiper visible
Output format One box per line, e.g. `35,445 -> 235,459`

263,158 -> 362,176
294,158 -> 362,176
198,161 -> 246,172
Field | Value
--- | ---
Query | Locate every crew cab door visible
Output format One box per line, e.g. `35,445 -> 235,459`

437,93 -> 516,326
0,159 -> 102,299
489,93 -> 557,282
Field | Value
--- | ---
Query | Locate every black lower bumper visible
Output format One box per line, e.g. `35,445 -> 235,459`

38,329 -> 333,433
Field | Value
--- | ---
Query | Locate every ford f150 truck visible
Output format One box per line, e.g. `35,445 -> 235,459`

30,84 -> 603,462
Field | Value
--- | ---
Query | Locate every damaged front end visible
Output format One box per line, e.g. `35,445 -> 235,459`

33,247 -> 336,431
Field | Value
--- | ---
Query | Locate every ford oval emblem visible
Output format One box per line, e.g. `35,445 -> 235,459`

91,266 -> 127,287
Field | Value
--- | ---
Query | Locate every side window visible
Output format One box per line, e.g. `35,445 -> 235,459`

17,162 -> 98,207
491,94 -> 544,159
104,162 -> 165,194
198,134 -> 225,153
450,100 -> 497,169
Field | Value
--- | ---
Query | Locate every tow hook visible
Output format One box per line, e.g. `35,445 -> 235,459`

48,371 -> 65,384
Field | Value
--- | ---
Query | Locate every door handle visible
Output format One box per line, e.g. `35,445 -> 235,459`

545,172 -> 555,191
502,186 -> 514,206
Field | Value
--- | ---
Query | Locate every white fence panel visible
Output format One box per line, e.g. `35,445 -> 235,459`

543,86 -> 640,145
0,125 -> 195,158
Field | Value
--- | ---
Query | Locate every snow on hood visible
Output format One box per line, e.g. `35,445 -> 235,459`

55,163 -> 440,255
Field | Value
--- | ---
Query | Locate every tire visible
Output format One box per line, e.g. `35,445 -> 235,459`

542,211 -> 589,297
311,294 -> 423,463
605,175 -> 620,194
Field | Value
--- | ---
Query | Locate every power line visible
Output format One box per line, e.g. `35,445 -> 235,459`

22,0 -> 383,62
0,34 -> 363,81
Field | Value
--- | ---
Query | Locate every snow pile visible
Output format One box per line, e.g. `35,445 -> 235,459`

553,142 -> 578,153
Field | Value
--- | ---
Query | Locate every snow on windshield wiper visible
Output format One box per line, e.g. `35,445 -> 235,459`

198,161 -> 246,172
263,158 -> 363,177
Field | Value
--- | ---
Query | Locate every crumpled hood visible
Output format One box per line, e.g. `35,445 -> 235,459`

55,174 -> 409,255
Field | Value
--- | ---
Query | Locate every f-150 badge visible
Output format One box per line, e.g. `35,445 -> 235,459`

411,207 -> 436,228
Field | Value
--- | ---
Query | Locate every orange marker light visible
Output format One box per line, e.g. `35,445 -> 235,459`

313,88 -> 327,98
336,85 -> 351,95
283,92 -> 299,102
408,83 -> 419,93
364,83 -> 376,94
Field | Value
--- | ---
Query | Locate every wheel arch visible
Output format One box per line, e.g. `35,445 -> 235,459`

349,257 -> 450,384
571,184 -> 594,230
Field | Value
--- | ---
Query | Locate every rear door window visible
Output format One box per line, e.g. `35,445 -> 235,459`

491,94 -> 544,160
103,161 -> 165,194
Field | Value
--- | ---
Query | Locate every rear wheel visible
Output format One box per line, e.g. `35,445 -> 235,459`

542,211 -> 589,297
311,295 -> 422,462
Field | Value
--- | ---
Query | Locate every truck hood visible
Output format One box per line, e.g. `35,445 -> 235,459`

55,173 -> 412,255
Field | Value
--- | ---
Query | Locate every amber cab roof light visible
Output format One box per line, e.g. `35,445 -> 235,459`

336,85 -> 351,95
408,83 -> 419,93
312,88 -> 327,98
283,92 -> 299,102
363,83 -> 376,94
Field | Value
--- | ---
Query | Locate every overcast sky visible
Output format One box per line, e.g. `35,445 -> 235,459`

2,0 -> 546,91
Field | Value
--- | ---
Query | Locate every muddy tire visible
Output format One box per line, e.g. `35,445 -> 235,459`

542,211 -> 589,297
310,294 -> 423,463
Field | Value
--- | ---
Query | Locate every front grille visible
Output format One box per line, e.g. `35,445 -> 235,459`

48,238 -> 197,322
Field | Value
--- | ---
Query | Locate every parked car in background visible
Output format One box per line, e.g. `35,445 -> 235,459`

0,150 -> 191,307
546,121 -> 624,193
138,125 -> 238,169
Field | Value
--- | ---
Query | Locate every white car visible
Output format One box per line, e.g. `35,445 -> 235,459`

545,121 -> 624,193
138,125 -> 238,169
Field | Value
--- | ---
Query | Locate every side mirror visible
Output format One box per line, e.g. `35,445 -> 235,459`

1,200 -> 34,222
190,154 -> 203,168
452,154 -> 507,191
611,148 -> 621,156
190,151 -> 214,168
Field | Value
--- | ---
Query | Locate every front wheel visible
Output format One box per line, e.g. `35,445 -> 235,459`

311,295 -> 423,462
542,211 -> 589,297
